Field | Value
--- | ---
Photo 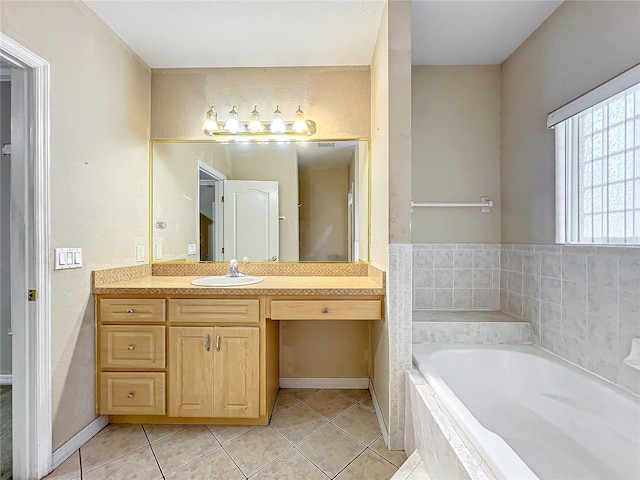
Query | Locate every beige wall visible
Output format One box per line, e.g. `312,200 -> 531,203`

280,321 -> 370,378
299,163 -> 348,261
412,66 -> 501,243
370,0 -> 390,433
151,67 -> 370,140
0,1 -> 151,449
501,0 -> 640,244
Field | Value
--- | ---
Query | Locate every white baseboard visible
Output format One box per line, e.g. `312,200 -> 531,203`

279,377 -> 370,389
0,374 -> 12,385
369,379 -> 389,447
52,415 -> 108,469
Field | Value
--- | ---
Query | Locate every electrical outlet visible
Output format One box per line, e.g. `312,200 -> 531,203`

155,244 -> 163,260
136,245 -> 145,262
187,244 -> 197,255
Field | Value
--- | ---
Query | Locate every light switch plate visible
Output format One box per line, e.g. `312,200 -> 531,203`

54,248 -> 82,270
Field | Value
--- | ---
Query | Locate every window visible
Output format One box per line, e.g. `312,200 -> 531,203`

551,67 -> 640,245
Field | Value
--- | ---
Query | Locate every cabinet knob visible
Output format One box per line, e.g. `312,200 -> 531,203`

126,309 -> 135,314
322,307 -> 329,314
127,344 -> 135,351
127,392 -> 134,398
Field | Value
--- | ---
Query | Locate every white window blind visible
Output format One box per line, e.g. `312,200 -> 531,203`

556,82 -> 640,244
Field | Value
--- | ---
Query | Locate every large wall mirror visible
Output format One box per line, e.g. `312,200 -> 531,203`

151,140 -> 369,263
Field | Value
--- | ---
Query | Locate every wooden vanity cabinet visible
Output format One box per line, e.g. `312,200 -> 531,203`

97,296 -> 273,425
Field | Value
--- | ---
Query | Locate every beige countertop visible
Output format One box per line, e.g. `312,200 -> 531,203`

93,275 -> 385,296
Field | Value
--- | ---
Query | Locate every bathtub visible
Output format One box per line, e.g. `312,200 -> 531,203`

412,344 -> 640,480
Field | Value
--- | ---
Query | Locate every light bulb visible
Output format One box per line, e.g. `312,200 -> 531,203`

270,105 -> 286,134
224,106 -> 240,134
248,105 -> 263,133
293,105 -> 308,134
202,107 -> 218,135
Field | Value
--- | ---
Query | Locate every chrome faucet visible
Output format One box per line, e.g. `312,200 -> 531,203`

228,258 -> 239,277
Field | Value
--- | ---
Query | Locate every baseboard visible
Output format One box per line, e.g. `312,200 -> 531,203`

0,374 -> 12,385
369,379 -> 389,447
51,415 -> 108,469
279,377 -> 370,389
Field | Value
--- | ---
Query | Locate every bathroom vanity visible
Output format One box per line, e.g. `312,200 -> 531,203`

93,266 -> 385,426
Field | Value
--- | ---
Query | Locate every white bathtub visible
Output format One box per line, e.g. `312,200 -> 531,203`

412,344 -> 640,480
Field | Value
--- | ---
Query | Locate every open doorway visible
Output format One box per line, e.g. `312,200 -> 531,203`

0,33 -> 52,479
198,161 -> 225,261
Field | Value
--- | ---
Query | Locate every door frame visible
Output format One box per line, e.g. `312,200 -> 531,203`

0,32 -> 52,479
197,161 -> 226,261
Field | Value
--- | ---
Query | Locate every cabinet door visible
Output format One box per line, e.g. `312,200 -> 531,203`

213,326 -> 260,418
169,326 -> 214,417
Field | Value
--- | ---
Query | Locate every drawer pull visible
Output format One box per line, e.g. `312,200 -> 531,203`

205,334 -> 211,352
322,308 -> 329,314
127,344 -> 135,351
127,392 -> 135,398
126,309 -> 135,314
215,334 -> 221,351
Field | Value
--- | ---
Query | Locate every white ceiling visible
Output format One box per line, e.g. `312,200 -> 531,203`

84,0 -> 385,68
411,0 -> 563,65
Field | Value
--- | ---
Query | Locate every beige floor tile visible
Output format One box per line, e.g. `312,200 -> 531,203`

224,426 -> 291,477
270,404 -> 328,444
207,424 -> 255,445
165,448 -> 245,480
335,449 -> 398,480
151,425 -> 220,475
303,390 -> 356,420
297,424 -> 365,478
272,391 -> 299,417
361,396 -> 375,411
334,404 -> 381,445
370,437 -> 408,468
83,446 -> 162,480
143,424 -> 187,443
43,450 -> 80,479
282,388 -> 321,401
335,389 -> 371,402
251,448 -> 328,480
80,424 -> 148,472
96,423 -> 122,436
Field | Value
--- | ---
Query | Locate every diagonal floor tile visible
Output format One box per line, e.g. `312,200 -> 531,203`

83,446 -> 162,480
43,450 -> 81,479
361,396 -> 375,411
143,424 -> 187,443
272,391 -> 299,417
270,404 -> 327,445
165,447 -> 245,480
224,426 -> 291,477
335,389 -> 371,402
303,390 -> 356,420
369,436 -> 408,468
297,424 -> 365,478
151,425 -> 220,475
207,424 -> 255,445
251,448 -> 328,480
282,388 -> 321,401
80,424 -> 148,472
334,449 -> 398,480
334,404 -> 381,445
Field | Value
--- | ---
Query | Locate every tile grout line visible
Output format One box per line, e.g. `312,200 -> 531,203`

141,424 -> 165,480
78,447 -> 83,480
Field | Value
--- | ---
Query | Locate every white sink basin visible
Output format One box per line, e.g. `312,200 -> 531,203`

191,275 -> 263,287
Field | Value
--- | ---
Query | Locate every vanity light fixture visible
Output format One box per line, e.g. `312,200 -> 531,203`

202,104 -> 317,137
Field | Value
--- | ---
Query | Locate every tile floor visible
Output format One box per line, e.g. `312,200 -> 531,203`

44,388 -> 407,480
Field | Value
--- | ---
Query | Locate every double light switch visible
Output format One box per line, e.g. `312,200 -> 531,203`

54,248 -> 83,270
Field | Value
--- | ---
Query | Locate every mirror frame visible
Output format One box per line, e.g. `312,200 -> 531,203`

149,138 -> 372,264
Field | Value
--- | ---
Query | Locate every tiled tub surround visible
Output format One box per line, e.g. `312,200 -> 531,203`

413,244 -> 500,311
500,244 -> 640,395
409,344 -> 640,480
413,311 -> 531,345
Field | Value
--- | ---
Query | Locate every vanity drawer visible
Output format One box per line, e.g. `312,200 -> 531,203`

169,299 -> 259,323
100,325 -> 166,369
270,300 -> 382,320
99,372 -> 165,415
99,298 -> 166,323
